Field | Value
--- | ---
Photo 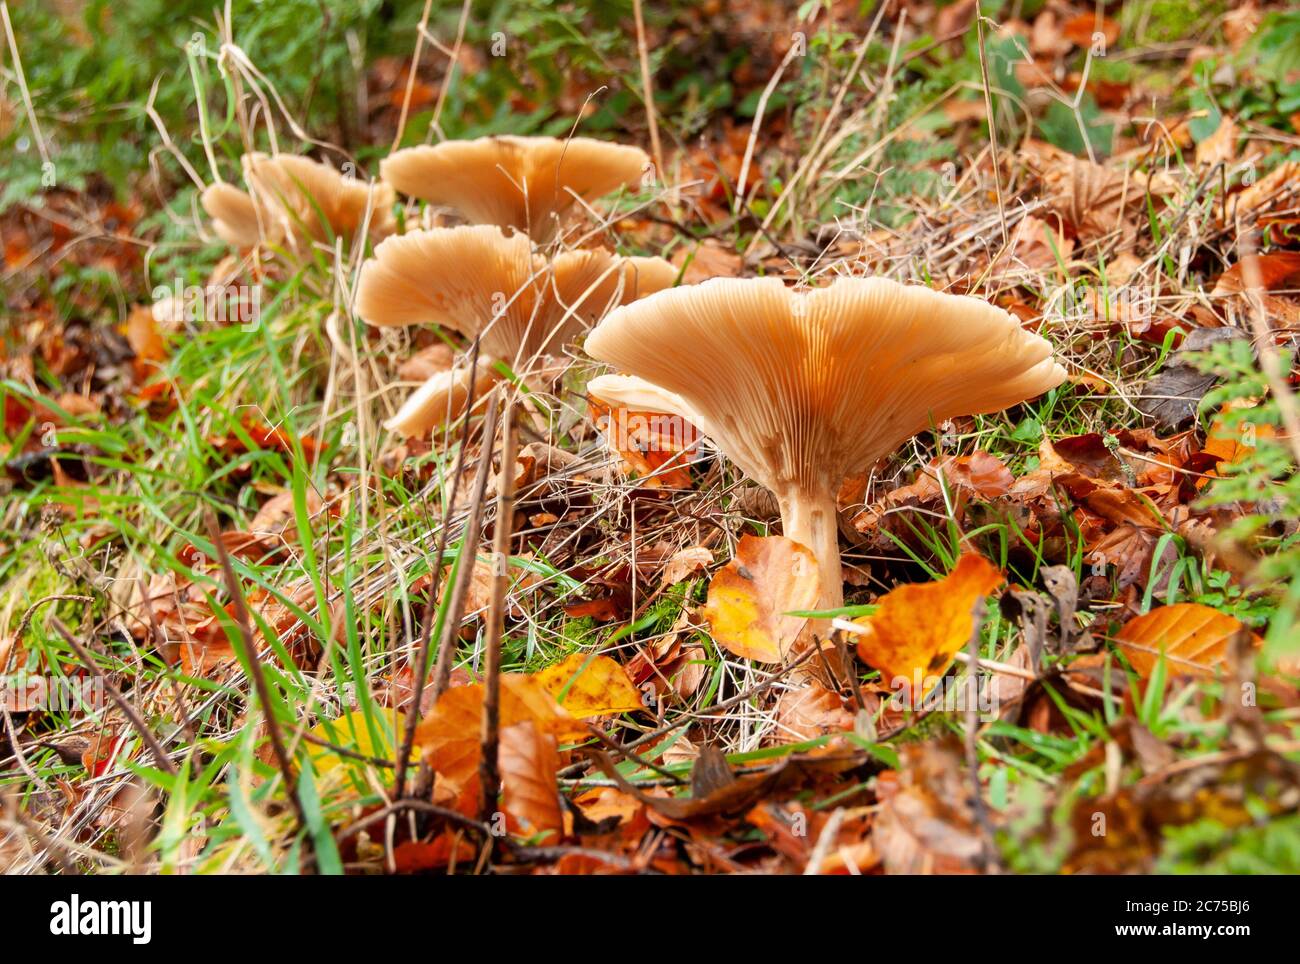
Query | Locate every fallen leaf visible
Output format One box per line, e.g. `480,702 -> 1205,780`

588,397 -> 698,490
853,554 -> 1004,692
534,653 -> 644,719
671,240 -> 741,284
773,683 -> 854,741
1114,603 -> 1259,678
1061,13 -> 1119,48
499,720 -> 565,843
306,709 -> 412,775
415,675 -> 585,796
702,534 -> 820,663
873,740 -> 984,874
660,545 -> 713,586
1196,116 -> 1238,167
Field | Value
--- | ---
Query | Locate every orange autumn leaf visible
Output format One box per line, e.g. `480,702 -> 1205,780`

701,534 -> 820,663
853,554 -> 1004,690
534,653 -> 644,719
499,720 -> 565,843
1062,13 -> 1120,48
414,675 -> 586,794
123,304 -> 168,366
1114,603 -> 1259,679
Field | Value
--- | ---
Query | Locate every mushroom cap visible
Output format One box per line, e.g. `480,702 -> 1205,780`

383,356 -> 500,437
585,276 -> 1067,498
202,153 -> 394,249
355,224 -> 675,365
586,373 -> 700,423
380,136 -> 649,239
201,182 -> 270,247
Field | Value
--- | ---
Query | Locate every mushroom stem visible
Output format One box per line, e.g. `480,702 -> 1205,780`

777,487 -> 844,612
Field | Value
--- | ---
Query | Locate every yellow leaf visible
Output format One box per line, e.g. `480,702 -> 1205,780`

534,653 -> 644,718
853,554 -> 1004,692
306,709 -> 412,775
1115,603 -> 1259,679
701,534 -> 820,663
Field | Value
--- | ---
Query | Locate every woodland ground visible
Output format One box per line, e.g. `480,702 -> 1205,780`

2,0 -> 1300,875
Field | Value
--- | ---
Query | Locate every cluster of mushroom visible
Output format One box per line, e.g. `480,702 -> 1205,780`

203,136 -> 674,435
203,135 -> 1066,660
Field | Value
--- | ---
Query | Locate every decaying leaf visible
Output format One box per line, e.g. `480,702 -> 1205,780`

660,545 -> 713,586
701,534 -> 820,663
853,554 -> 1005,691
873,740 -> 985,875
773,683 -> 855,742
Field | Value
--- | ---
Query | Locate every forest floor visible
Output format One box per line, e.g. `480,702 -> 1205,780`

3,0 -> 1300,875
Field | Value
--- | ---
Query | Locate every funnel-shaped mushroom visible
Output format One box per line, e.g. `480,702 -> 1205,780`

355,224 -> 676,433
586,277 -> 1066,611
380,136 -> 648,241
202,153 -> 395,249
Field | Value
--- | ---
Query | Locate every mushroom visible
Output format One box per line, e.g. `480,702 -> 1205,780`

380,136 -> 649,241
355,224 -> 676,434
202,153 -> 395,249
585,276 -> 1066,614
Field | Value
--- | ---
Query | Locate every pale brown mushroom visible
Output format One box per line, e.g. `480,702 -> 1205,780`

355,224 -> 676,434
201,152 -> 395,249
380,136 -> 648,241
586,276 -> 1066,616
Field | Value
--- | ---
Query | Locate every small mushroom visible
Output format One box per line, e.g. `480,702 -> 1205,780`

355,224 -> 675,434
380,136 -> 649,241
201,153 -> 394,249
383,355 -> 498,437
586,276 -> 1066,613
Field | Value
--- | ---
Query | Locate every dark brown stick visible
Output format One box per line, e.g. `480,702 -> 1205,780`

204,512 -> 307,837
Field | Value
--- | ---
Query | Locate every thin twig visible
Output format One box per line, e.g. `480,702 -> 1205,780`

962,600 -> 998,873
48,617 -> 178,777
631,0 -> 664,190
204,512 -> 307,836
393,337 -> 484,799
429,395 -> 501,701
478,394 -> 517,823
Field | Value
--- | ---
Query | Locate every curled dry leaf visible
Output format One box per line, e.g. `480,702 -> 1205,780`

701,534 -> 820,663
660,545 -> 713,587
533,653 -> 644,719
853,554 -> 1004,691
1020,139 -> 1177,243
1114,602 -> 1259,679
